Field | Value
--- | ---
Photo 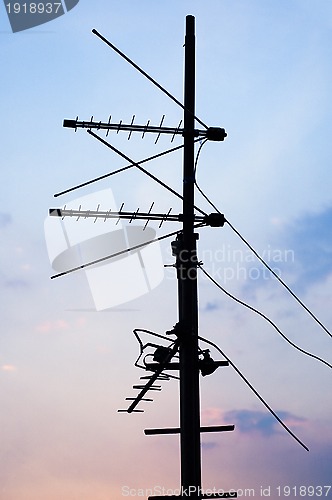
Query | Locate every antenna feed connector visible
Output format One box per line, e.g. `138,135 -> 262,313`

63,119 -> 77,129
153,346 -> 172,364
206,127 -> 227,141
203,213 -> 225,227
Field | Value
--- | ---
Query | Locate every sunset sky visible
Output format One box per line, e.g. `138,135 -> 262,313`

1,1 -> 332,499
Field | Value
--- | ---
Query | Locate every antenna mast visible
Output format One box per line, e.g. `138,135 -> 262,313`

178,15 -> 201,497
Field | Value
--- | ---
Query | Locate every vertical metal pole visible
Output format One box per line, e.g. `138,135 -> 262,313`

178,14 -> 201,499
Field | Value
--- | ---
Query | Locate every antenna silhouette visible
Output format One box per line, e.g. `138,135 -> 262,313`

49,14 -> 310,500
52,16 -> 233,498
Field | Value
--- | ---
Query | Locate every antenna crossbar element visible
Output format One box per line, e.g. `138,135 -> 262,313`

133,385 -> 161,391
140,374 -> 170,381
145,362 -> 180,370
125,398 -> 153,402
118,409 -> 144,413
63,118 -> 227,142
144,425 -> 235,435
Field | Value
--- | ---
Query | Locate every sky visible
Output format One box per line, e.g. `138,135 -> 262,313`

1,1 -> 332,499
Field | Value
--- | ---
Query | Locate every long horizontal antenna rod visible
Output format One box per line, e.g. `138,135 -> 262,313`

63,119 -> 193,136
63,118 -> 226,141
144,425 -> 235,435
92,29 -> 209,130
49,208 -> 206,224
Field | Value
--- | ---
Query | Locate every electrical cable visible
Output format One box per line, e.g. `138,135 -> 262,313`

225,219 -> 332,340
194,139 -> 208,176
195,142 -> 330,367
198,265 -> 332,370
54,139 -> 202,198
193,147 -> 332,340
133,329 -> 180,381
50,223 -> 204,279
198,334 -> 309,452
194,139 -> 221,212
133,328 -> 174,344
87,130 -> 207,216
92,29 -> 208,130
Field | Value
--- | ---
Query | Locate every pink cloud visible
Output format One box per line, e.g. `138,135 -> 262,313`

35,319 -> 70,333
2,364 -> 17,372
201,407 -> 225,425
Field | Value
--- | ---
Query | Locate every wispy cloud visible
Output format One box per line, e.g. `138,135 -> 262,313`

3,278 -> 29,289
201,407 -> 224,425
35,317 -> 86,333
238,205 -> 332,297
283,206 -> 332,291
0,212 -> 11,228
223,409 -> 306,437
202,301 -> 220,312
1,364 -> 17,372
201,441 -> 218,451
35,319 -> 70,333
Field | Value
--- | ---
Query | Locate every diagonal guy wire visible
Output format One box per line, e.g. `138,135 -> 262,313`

54,140 -> 202,198
50,223 -> 205,279
92,29 -> 208,130
87,130 -> 207,216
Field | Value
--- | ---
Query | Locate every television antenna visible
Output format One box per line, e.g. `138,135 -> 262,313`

50,15 -> 312,499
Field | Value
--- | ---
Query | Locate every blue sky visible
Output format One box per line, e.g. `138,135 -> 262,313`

1,1 -> 332,499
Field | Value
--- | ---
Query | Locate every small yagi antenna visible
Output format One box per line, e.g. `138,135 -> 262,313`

63,116 -> 227,142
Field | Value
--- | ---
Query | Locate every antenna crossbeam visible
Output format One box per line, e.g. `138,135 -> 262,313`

63,119 -> 226,141
144,425 -> 235,435
49,208 -> 206,224
64,118 -> 192,137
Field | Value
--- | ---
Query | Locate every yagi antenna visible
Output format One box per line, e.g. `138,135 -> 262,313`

49,205 -> 225,226
63,116 -> 226,142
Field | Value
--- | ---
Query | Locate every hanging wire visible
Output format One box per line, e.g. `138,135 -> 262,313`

193,146 -> 332,340
198,264 -> 332,370
198,334 -> 309,452
225,220 -> 332,340
194,138 -> 208,176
